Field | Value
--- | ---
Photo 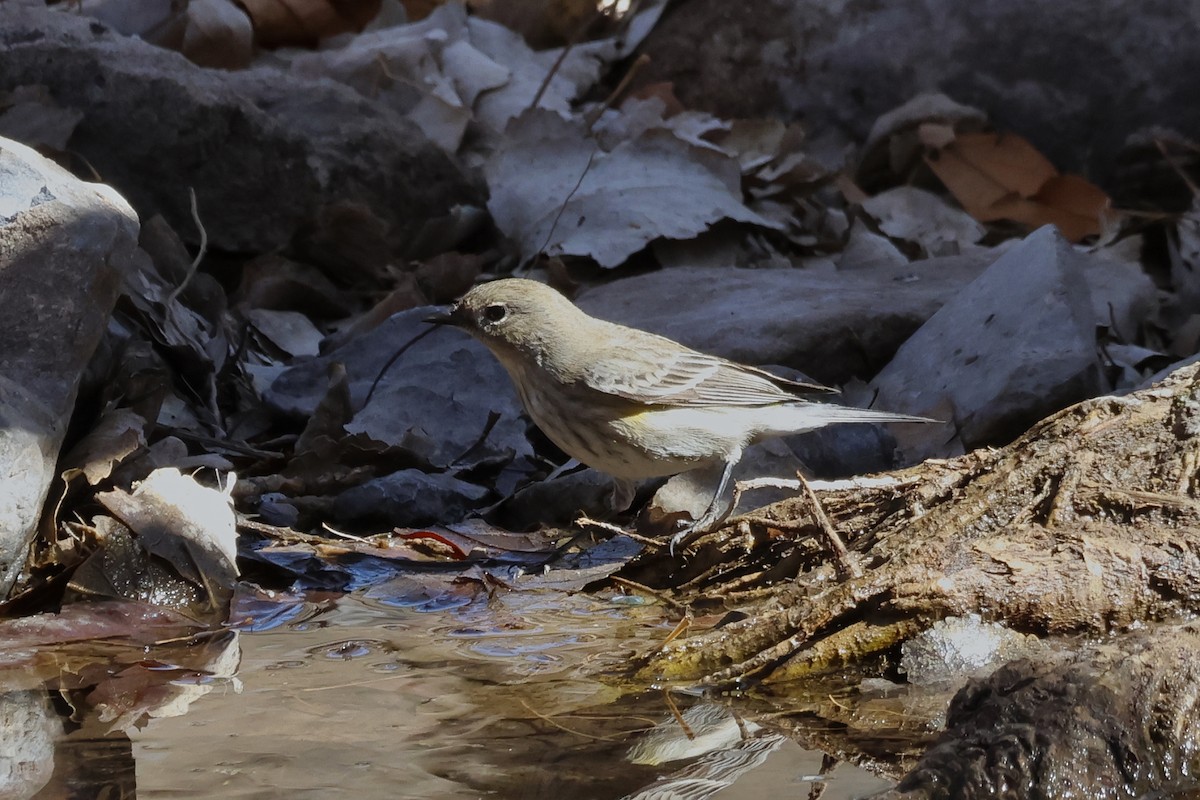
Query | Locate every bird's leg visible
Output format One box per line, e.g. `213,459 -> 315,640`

544,457 -> 582,483
668,458 -> 736,555
723,473 -> 861,579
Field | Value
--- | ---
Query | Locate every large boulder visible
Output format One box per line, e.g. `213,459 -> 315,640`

637,0 -> 1200,186
0,4 -> 481,273
576,256 -> 990,385
870,226 -> 1107,449
0,137 -> 135,596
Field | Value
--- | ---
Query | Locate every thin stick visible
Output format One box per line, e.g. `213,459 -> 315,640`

166,188 -> 207,308
584,53 -> 651,130
519,699 -> 624,742
610,575 -> 687,610
796,475 -> 862,580
363,326 -> 439,409
537,148 -> 598,259
575,516 -> 661,547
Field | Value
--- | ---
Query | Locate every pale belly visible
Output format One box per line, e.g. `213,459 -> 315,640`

516,377 -> 748,479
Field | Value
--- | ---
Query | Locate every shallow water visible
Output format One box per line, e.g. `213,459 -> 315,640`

5,584 -> 893,799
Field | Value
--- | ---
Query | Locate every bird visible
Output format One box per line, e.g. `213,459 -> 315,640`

425,278 -> 931,553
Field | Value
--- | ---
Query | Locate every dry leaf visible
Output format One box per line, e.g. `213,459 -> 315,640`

0,85 -> 84,151
236,0 -> 381,47
398,0 -> 443,21
626,82 -> 686,118
486,109 -> 778,268
925,131 -> 1112,242
182,0 -> 254,69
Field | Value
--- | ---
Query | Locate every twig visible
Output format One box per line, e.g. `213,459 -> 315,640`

1156,138 -> 1200,197
575,515 -> 661,547
363,325 -> 440,409
584,53 -> 651,130
660,613 -> 692,647
159,427 -> 284,460
519,699 -> 624,742
320,524 -> 374,544
610,575 -> 687,610
528,5 -> 607,112
537,147 -> 599,260
663,690 -> 695,739
166,188 -> 207,308
450,411 -> 501,466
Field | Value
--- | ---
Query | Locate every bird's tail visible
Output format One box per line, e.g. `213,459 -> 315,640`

760,402 -> 937,437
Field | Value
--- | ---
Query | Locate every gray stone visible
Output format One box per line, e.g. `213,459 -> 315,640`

1084,249 -> 1159,341
576,256 -> 991,385
643,440 -> 804,528
497,468 -> 625,531
265,307 -> 532,471
0,137 -> 133,597
0,691 -> 58,798
870,226 -> 1107,448
0,5 -> 480,265
637,0 -> 1200,185
333,469 -> 489,528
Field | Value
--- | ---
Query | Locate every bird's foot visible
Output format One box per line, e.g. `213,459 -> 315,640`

667,503 -> 725,556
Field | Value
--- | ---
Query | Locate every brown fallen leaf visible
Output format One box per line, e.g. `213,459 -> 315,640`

183,0 -> 254,69
924,130 -> 1113,242
235,0 -> 381,47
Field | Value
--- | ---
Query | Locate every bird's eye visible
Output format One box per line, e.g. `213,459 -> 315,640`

483,304 -> 507,323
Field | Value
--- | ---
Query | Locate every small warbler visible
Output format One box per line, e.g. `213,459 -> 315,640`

426,278 -> 930,550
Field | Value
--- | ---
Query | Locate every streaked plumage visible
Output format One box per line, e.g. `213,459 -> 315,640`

427,278 -> 930,545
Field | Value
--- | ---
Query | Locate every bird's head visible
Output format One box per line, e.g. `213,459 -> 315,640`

424,278 -> 583,367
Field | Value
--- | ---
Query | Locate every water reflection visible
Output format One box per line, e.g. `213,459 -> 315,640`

0,589 -> 890,799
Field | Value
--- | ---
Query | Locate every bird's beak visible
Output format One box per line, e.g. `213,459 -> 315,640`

423,304 -> 463,327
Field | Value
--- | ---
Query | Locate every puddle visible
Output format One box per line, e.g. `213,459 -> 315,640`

2,586 -> 894,798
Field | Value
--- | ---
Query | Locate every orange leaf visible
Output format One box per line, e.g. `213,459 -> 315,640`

924,131 -> 1112,242
1032,174 -> 1110,220
951,132 -> 1057,196
924,144 -> 1014,220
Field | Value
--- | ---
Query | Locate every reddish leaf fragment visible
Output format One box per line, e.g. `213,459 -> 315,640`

235,0 -> 381,47
925,130 -> 1112,242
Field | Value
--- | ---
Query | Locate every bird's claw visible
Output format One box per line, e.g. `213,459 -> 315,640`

667,506 -> 721,556
668,525 -> 694,557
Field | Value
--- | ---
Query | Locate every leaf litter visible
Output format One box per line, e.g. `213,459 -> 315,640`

4,0 -> 1195,654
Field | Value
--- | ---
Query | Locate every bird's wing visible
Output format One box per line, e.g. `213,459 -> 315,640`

580,335 -> 836,407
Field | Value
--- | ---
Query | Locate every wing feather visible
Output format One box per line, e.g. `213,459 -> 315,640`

580,334 -> 836,407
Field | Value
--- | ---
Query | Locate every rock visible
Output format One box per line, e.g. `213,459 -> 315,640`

637,0 -> 1200,185
788,422 -> 916,477
859,187 -> 987,258
643,439 -> 806,529
576,256 -> 991,385
837,219 -> 909,271
0,4 -> 480,269
0,691 -> 58,799
496,468 -> 625,531
1086,239 -> 1160,339
899,614 -> 1047,689
333,469 -> 489,528
265,307 -> 532,471
870,226 -> 1107,448
0,137 -> 133,597
887,624 -> 1200,799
